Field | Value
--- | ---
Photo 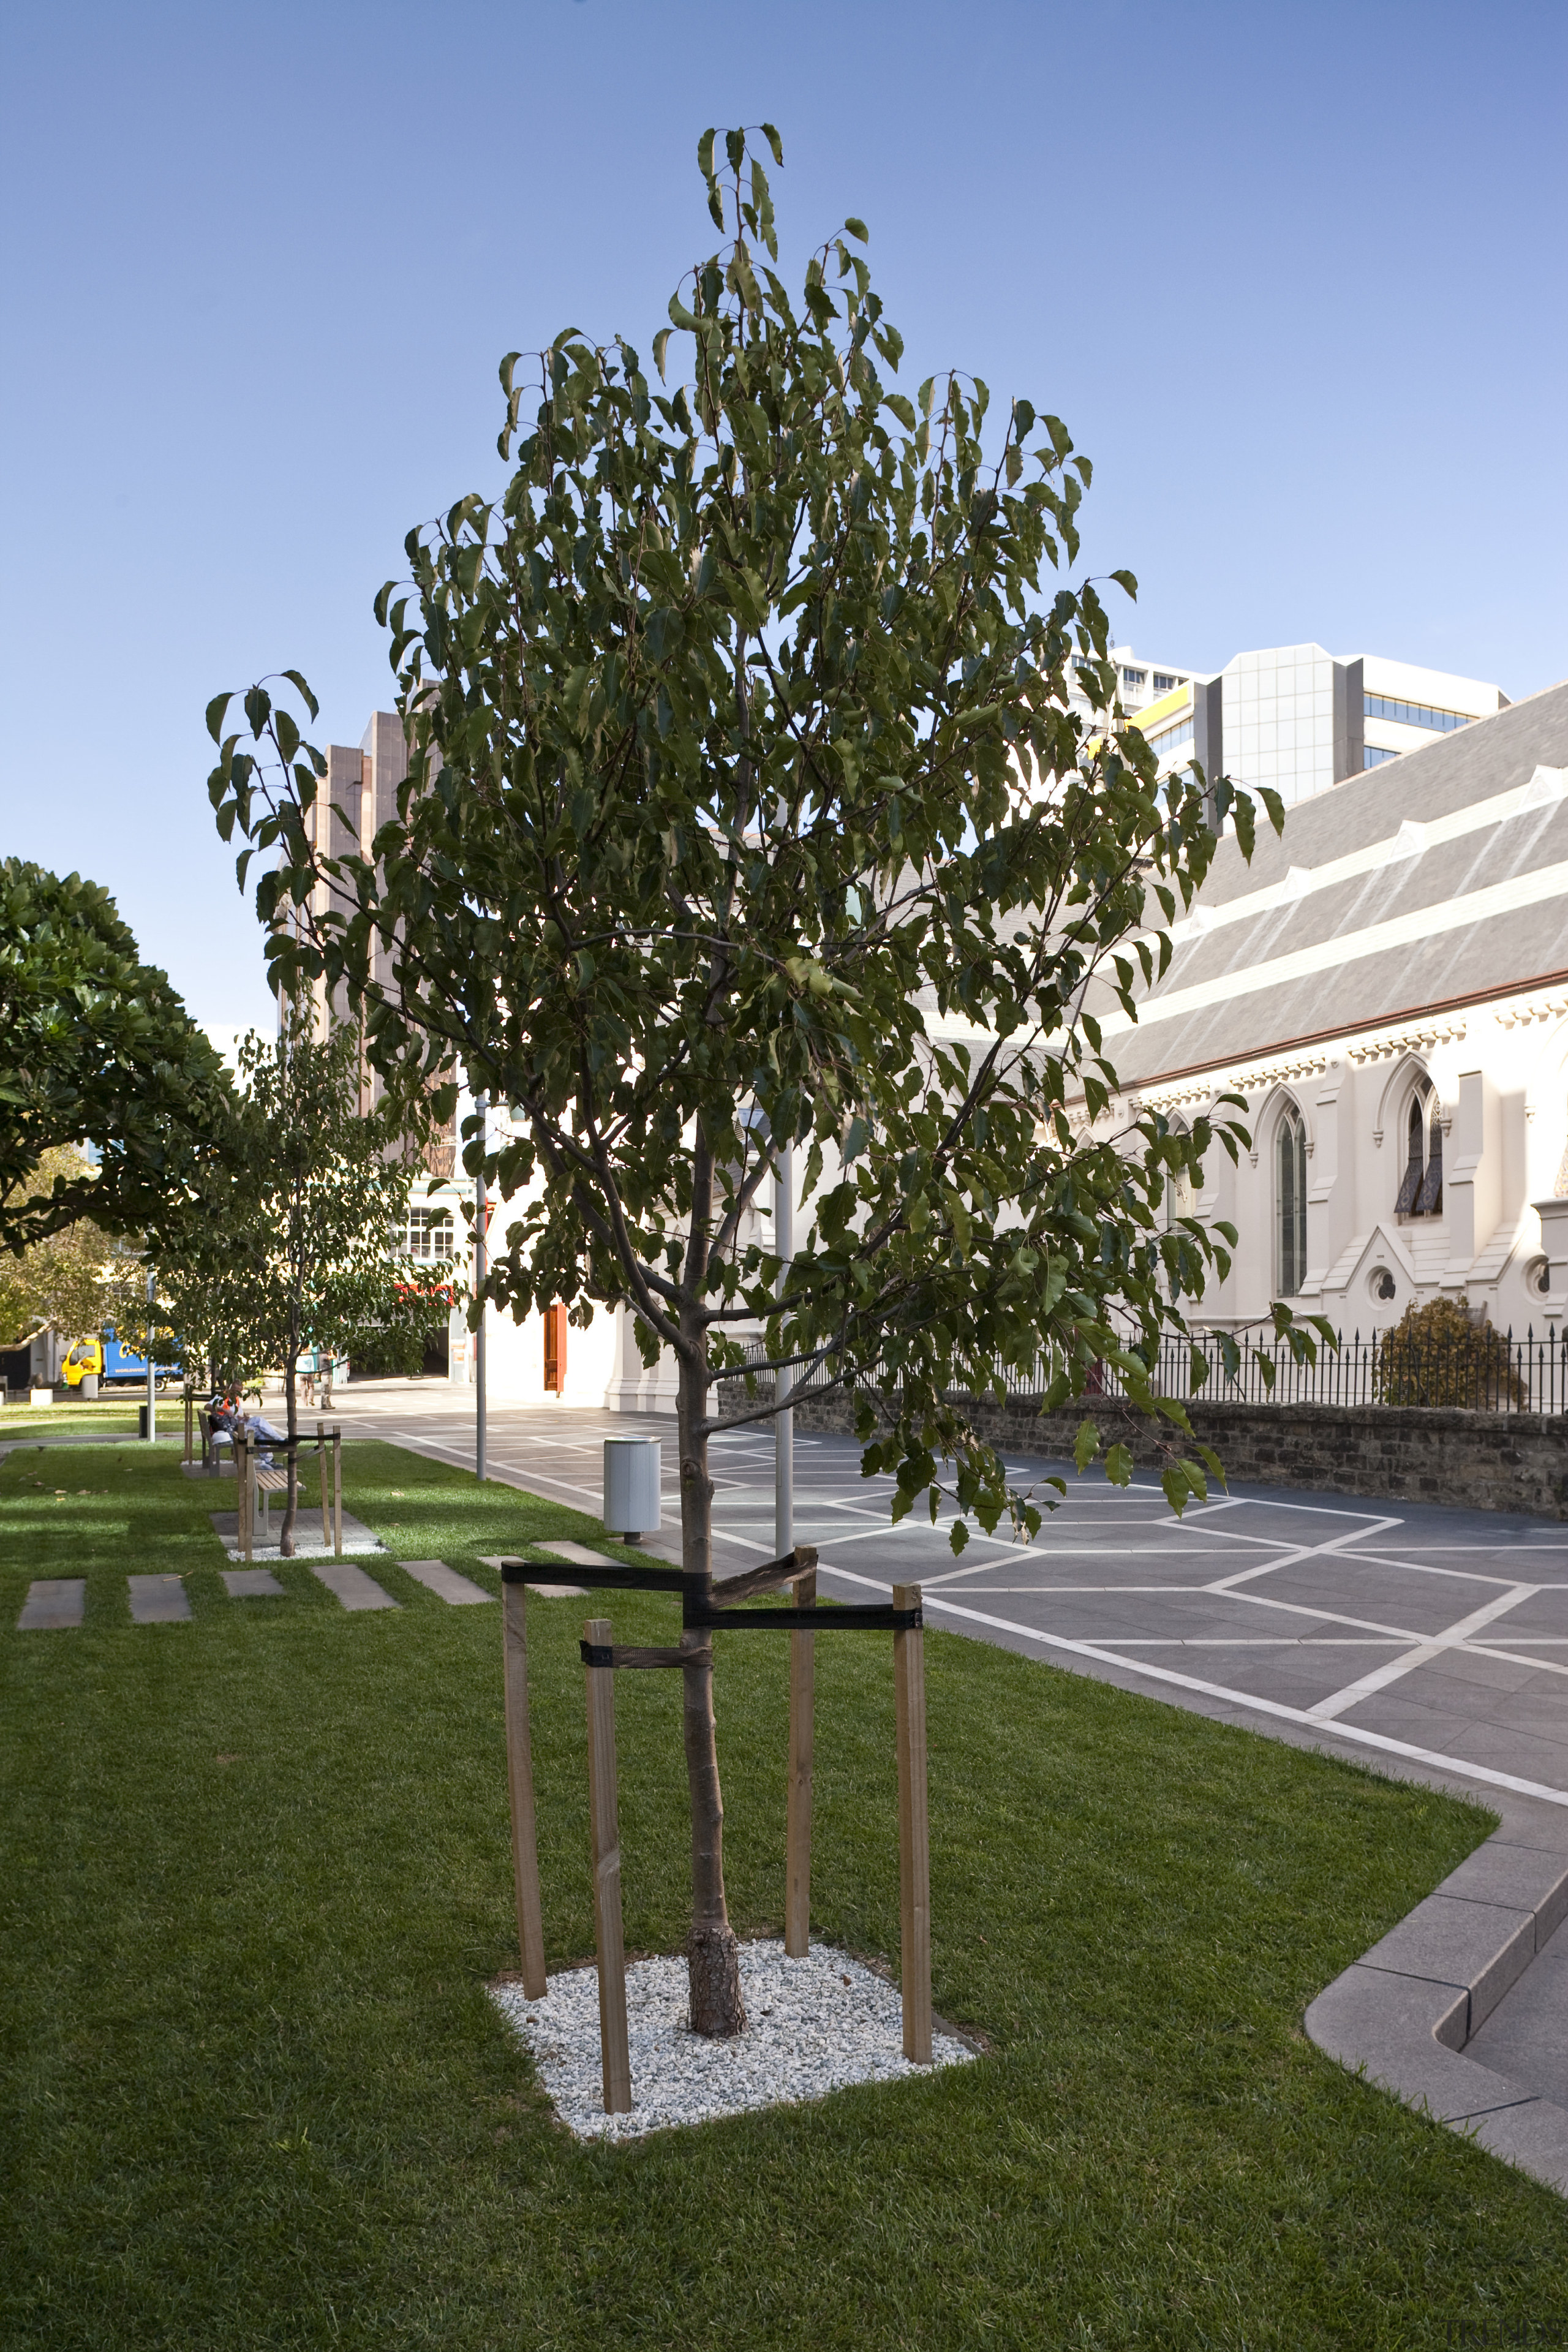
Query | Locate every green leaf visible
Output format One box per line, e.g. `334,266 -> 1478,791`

1108,569 -> 1138,599
205,692 -> 234,745
1073,1418 -> 1099,1472
843,216 -> 869,243
948,1517 -> 969,1556
652,328 -> 672,381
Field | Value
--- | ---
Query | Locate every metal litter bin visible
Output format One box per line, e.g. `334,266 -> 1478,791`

81,1374 -> 99,1399
603,1437 -> 662,1540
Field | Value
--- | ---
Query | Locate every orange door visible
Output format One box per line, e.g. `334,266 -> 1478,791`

543,1304 -> 567,1394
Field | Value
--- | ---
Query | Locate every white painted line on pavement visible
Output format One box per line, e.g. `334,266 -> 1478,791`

809,1560 -> 1568,1809
1307,1585 -> 1542,1721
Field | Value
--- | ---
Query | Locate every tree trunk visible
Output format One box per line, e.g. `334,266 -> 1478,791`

678,1333 -> 746,2037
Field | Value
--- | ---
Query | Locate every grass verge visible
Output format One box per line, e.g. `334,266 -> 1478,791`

1,1402 -> 143,1440
2,1438 -> 1562,2349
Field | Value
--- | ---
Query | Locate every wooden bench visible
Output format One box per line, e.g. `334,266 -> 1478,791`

192,1405 -> 234,1475
234,1425 -> 344,1559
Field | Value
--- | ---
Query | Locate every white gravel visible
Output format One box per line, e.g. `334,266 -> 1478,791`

491,1939 -> 978,2141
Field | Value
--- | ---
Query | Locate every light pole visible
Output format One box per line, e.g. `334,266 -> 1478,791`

775,1142 -> 793,1558
475,1092 -> 488,1485
144,1264 -> 156,1443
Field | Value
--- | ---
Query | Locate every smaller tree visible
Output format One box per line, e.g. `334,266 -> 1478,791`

0,861 -> 237,1253
1378,1295 -> 1526,1410
160,1006 -> 448,1551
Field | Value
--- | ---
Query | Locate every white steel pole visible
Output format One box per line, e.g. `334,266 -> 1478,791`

475,1093 -> 488,1485
775,1142 -> 794,1558
145,1264 -> 156,1443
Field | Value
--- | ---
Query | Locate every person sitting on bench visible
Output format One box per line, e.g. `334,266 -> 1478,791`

236,1406 -> 286,1468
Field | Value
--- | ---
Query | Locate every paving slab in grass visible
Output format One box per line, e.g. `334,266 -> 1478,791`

222,1569 -> 286,1598
127,1575 -> 192,1624
208,1507 -> 386,1563
399,1559 -> 494,1605
311,1561 -> 399,1611
16,1578 -> 86,1630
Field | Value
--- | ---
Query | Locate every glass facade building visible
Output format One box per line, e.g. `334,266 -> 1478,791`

1074,642 -> 1509,813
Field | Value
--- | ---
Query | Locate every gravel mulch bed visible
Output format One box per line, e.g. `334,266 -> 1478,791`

491,1938 -> 977,2141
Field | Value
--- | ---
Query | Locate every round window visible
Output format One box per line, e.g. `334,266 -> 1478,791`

1528,1256 -> 1551,1297
1369,1267 -> 1396,1303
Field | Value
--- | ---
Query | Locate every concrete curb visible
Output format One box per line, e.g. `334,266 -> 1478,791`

1306,1818 -> 1568,2193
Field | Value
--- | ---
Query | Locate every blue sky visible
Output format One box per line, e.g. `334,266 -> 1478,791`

2,0 -> 1564,1029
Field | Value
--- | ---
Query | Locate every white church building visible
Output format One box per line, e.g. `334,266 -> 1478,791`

1098,676 -> 1568,1339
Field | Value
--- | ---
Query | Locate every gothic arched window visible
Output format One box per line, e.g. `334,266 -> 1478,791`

1275,1107 -> 1308,1297
1395,1085 -> 1443,1217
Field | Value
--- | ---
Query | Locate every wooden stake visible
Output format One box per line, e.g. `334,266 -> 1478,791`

584,1618 -> 631,2113
331,1424 -> 342,1558
183,1392 -> 194,1465
502,1580 -> 548,1998
892,1583 -> 932,2064
317,1418 -> 331,1549
236,1433 -> 252,1562
785,1567 -> 815,1957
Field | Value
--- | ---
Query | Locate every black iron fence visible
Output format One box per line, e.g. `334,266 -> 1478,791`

735,1325 -> 1568,1417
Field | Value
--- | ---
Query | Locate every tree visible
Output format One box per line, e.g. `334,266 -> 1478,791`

159,1008 -> 448,1553
0,1147 -> 143,1348
1378,1295 -> 1526,1410
209,128 -> 1319,2034
0,860 -> 238,1252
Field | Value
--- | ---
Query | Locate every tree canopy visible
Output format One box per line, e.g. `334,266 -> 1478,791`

208,126 -> 1316,2030
0,860 -> 238,1254
0,1147 -> 141,1348
154,1009 -> 449,1550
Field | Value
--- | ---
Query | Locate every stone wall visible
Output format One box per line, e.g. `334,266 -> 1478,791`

715,1378 -> 1568,1520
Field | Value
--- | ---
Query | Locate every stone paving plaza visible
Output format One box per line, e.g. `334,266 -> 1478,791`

334,1384 -> 1568,1812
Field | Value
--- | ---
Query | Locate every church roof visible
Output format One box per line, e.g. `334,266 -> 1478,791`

1096,677 -> 1568,1088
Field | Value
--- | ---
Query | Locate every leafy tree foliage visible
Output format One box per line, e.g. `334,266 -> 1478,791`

1378,1295 -> 1525,1409
0,1148 -> 143,1348
0,861 -> 237,1252
157,1009 -> 449,1553
208,128 -> 1316,2030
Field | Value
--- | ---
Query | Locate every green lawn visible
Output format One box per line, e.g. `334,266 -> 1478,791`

2,1440 -> 1563,2349
1,1398 -> 144,1441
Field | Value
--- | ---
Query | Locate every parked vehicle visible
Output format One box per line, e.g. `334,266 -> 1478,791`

62,1330 -> 181,1390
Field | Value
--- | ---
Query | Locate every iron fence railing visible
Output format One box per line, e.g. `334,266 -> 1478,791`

732,1326 -> 1568,1417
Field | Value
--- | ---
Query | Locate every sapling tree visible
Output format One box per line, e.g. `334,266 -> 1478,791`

160,1008 -> 448,1553
208,128 -> 1321,2032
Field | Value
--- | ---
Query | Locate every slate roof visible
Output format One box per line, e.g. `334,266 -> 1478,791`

1091,677 -> 1568,1088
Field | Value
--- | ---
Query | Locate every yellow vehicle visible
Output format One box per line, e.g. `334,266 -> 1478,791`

62,1330 -> 178,1390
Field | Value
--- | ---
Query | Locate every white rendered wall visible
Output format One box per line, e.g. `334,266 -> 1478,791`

1144,996 -> 1568,1341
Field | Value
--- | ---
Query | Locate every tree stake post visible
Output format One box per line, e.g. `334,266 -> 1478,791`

892,1583 -> 932,2064
583,1616 -> 632,2113
316,1418 -> 331,1550
183,1390 -> 194,1464
785,1566 -> 815,1957
235,1431 -> 251,1562
331,1423 -> 342,1558
502,1577 -> 548,1999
